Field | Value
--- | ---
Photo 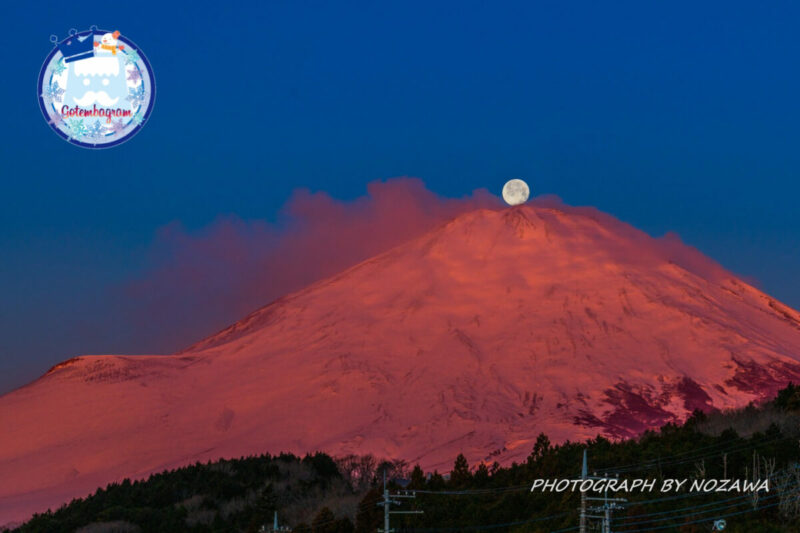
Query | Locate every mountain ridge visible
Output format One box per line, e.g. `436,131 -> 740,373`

3,204 -> 800,524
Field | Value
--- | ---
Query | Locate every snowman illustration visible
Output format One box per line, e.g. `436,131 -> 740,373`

94,31 -> 125,55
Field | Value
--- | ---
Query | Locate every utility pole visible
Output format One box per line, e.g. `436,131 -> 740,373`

586,473 -> 626,533
382,470 -> 389,533
377,469 -> 424,533
580,450 -> 587,533
579,453 -> 626,533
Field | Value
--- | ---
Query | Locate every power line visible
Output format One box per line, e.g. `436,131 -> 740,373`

613,500 -> 783,532
413,485 -> 530,495
611,475 -> 800,530
618,471 -> 798,520
404,511 -> 572,532
599,434 -> 794,475
618,491 -> 781,528
378,469 -> 423,533
620,490 -> 766,520
596,434 -> 766,472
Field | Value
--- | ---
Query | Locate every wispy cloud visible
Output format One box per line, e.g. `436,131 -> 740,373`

122,178 -> 499,351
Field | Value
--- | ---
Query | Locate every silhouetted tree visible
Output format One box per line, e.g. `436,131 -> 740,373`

312,507 -> 337,533
253,484 -> 277,526
474,462 -> 490,487
304,452 -> 341,480
527,433 -> 552,466
428,470 -> 446,490
775,382 -> 800,411
450,454 -> 471,487
409,464 -> 426,490
355,488 -> 382,533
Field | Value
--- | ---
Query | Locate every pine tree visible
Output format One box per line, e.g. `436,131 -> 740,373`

253,484 -> 277,528
474,462 -> 490,487
774,382 -> 800,410
355,488 -> 382,533
312,507 -> 337,533
409,465 -> 426,490
428,470 -> 446,490
527,433 -> 552,466
450,454 -> 471,487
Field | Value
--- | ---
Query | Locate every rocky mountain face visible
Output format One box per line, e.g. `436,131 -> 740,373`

3,205 -> 800,524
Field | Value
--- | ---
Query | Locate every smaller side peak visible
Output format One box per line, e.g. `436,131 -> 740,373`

45,356 -> 84,375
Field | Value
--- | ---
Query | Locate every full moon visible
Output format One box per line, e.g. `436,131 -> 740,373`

502,179 -> 530,206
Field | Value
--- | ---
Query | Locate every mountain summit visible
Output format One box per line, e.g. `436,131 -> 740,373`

3,205 -> 800,523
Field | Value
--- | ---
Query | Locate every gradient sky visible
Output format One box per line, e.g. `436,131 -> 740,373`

1,1 -> 799,393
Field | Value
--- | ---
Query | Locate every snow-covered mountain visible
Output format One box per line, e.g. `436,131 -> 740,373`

3,205 -> 800,524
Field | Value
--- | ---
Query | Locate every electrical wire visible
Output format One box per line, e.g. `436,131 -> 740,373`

404,510 -> 572,532
613,500 -> 783,532
599,433 -> 793,475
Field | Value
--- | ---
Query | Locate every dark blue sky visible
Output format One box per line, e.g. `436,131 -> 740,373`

1,1 -> 799,393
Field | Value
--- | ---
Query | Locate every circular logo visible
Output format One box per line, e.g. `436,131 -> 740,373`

37,26 -> 155,148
